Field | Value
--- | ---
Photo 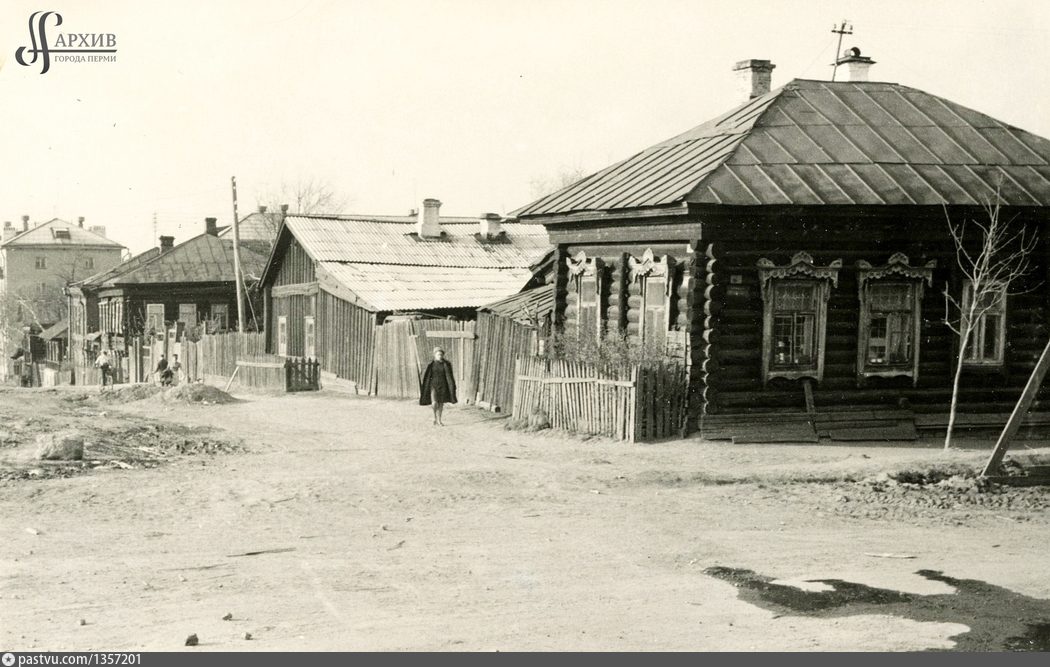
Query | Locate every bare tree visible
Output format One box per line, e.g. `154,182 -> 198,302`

529,165 -> 587,200
256,176 -> 350,235
942,195 -> 1039,450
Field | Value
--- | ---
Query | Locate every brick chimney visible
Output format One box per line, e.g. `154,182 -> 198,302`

416,198 -> 442,238
834,47 -> 875,82
159,235 -> 175,251
21,215 -> 29,232
77,216 -> 85,228
733,59 -> 775,100
89,225 -> 106,238
2,221 -> 15,242
257,205 -> 267,214
205,217 -> 218,236
479,212 -> 503,238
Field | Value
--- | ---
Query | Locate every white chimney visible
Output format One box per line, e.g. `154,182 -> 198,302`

834,47 -> 875,82
2,222 -> 15,242
479,213 -> 503,238
417,198 -> 442,238
77,216 -> 85,228
89,225 -> 107,238
733,59 -> 775,101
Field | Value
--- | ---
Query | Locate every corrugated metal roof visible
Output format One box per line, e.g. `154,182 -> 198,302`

106,234 -> 269,286
320,262 -> 534,311
1,218 -> 124,248
480,284 -> 554,323
513,79 -> 1050,216
285,215 -> 550,268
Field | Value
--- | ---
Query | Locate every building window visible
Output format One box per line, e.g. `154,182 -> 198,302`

628,248 -> 676,348
178,303 -> 198,325
277,316 -> 288,356
146,304 -> 165,334
209,304 -> 229,333
961,280 -> 1006,366
565,251 -> 603,340
856,254 -> 935,385
757,252 -> 841,384
35,257 -> 46,270
304,315 -> 316,358
84,257 -> 94,270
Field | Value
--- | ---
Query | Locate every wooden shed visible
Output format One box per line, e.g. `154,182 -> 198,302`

258,201 -> 551,393
512,66 -> 1050,438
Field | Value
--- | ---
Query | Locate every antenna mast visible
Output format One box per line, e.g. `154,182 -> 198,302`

830,19 -> 853,81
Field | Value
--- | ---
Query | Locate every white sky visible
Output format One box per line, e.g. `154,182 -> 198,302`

1,0 -> 1049,253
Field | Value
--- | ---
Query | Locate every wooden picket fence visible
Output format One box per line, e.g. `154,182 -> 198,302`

286,356 -> 321,392
511,357 -> 688,442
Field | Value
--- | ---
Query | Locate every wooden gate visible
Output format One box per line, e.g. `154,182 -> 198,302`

412,321 -> 476,404
373,319 -> 476,400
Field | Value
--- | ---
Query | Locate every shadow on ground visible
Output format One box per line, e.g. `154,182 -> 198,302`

705,566 -> 1050,651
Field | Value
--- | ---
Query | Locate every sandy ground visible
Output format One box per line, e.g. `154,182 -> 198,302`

1,386 -> 1049,651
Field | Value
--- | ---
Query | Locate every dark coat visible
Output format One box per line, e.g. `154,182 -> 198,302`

420,360 -> 457,405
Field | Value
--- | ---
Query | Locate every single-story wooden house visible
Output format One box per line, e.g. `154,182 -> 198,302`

511,53 -> 1050,437
78,218 -> 270,346
258,199 -> 551,390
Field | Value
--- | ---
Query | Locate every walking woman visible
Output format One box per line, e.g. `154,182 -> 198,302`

419,347 -> 457,426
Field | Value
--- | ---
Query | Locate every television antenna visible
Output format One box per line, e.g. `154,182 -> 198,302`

830,20 -> 853,81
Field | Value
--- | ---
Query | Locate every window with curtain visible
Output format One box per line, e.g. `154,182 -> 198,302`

864,283 -> 915,367
770,281 -> 819,370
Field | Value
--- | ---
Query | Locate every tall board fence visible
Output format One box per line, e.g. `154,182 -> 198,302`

473,312 -> 539,413
372,319 -> 476,400
511,357 -> 688,442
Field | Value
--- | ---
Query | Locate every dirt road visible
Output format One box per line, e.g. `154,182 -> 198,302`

2,388 -> 1049,651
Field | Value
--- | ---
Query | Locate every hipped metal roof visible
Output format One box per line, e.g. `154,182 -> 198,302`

1,218 -> 124,248
513,79 -> 1050,218
100,233 -> 269,286
271,214 -> 552,312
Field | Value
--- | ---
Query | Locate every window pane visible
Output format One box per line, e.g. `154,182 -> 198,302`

887,312 -> 912,363
869,283 -> 912,310
795,314 -> 814,364
774,282 -> 817,311
983,315 -> 1001,360
773,315 -> 794,365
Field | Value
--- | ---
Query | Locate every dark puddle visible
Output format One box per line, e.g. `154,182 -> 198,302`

705,566 -> 1050,652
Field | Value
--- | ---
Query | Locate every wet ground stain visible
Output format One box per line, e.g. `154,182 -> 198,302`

705,566 -> 1050,651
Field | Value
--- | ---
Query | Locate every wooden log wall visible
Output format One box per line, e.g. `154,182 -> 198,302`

700,211 -> 1050,418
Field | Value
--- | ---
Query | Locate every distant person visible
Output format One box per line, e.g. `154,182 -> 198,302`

95,349 -> 113,392
419,346 -> 457,426
154,354 -> 173,387
170,354 -> 182,386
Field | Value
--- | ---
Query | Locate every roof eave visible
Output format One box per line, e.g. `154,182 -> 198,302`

515,202 -> 690,225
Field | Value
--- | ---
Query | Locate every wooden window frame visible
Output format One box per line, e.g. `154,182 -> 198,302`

757,252 -> 841,385
628,248 -> 677,349
178,303 -> 198,325
209,304 -> 229,333
145,303 -> 165,334
856,254 -> 935,386
960,280 -> 1007,367
277,316 -> 288,357
304,315 -> 316,359
35,257 -> 46,270
565,251 -> 604,341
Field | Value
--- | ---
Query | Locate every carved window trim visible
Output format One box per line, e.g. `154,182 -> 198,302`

757,252 -> 842,385
565,251 -> 604,341
628,248 -> 676,347
856,253 -> 936,385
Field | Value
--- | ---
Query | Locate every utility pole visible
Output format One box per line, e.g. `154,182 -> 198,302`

230,176 -> 246,334
830,19 -> 853,81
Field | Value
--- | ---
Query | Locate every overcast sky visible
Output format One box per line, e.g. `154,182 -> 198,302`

1,0 -> 1049,253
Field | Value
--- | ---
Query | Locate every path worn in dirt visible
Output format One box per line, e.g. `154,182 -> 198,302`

1,387 -> 1049,651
